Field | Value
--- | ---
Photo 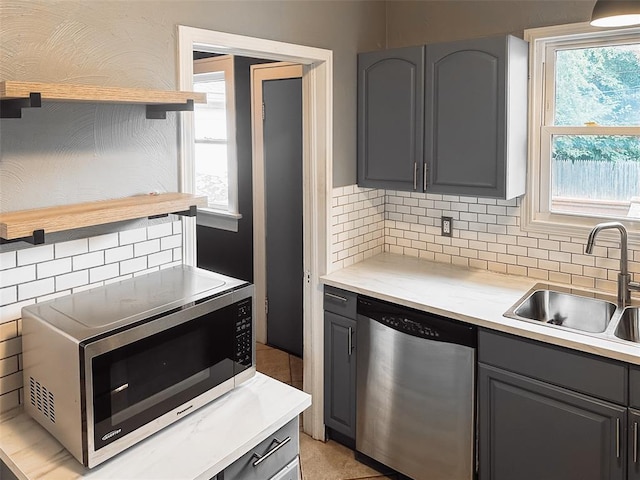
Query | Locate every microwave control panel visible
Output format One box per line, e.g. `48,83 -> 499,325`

235,298 -> 252,366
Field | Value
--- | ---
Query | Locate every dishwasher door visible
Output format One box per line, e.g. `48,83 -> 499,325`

356,306 -> 476,480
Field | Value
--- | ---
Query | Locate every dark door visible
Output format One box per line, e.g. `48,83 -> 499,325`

631,409 -> 640,480
263,77 -> 303,357
479,364 -> 626,480
357,46 -> 425,191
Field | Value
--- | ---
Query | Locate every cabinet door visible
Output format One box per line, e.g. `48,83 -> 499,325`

324,311 -> 356,440
425,36 -> 527,199
358,46 -> 425,191
479,364 -> 626,480
631,409 -> 640,480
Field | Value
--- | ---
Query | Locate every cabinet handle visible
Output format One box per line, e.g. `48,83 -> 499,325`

616,418 -> 621,458
634,422 -> 638,463
413,162 -> 418,190
325,292 -> 348,303
348,326 -> 354,356
251,436 -> 291,467
423,162 -> 428,190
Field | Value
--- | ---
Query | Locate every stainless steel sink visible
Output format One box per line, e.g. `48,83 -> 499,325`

615,307 -> 640,343
507,287 -> 617,333
505,283 -> 640,345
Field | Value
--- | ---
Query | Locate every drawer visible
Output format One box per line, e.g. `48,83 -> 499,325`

631,365 -> 640,409
323,286 -> 357,319
270,457 -> 300,480
224,419 -> 299,480
478,329 -> 627,404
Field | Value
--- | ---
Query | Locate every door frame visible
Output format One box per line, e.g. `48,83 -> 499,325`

250,62 -> 304,349
177,26 -> 332,440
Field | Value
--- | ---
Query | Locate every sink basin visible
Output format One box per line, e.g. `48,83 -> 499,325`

615,307 -> 640,343
508,288 -> 617,334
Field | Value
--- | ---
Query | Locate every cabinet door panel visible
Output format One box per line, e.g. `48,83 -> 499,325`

479,364 -> 626,480
358,46 -> 424,191
631,409 -> 640,480
324,312 -> 356,439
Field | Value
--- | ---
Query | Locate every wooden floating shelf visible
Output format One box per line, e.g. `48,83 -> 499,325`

0,81 -> 206,105
0,81 -> 206,119
0,193 -> 207,243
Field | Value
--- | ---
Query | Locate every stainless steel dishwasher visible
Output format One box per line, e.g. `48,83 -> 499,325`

356,296 -> 477,480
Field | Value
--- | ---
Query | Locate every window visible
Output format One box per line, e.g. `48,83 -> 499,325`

193,55 -> 241,231
524,23 -> 640,238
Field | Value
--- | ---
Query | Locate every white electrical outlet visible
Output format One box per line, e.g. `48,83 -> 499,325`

441,216 -> 453,237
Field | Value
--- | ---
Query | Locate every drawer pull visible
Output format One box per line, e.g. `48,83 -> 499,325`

325,292 -> 348,303
251,436 -> 291,467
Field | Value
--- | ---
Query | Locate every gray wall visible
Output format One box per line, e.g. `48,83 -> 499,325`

385,1 -> 595,46
0,0 -> 386,212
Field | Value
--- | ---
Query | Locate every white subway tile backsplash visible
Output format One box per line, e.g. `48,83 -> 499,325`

148,250 -> 173,268
121,257 -> 147,275
17,245 -> 54,266
0,265 -> 36,288
18,278 -> 55,301
73,251 -> 104,271
148,222 -> 173,239
57,270 -> 89,291
161,234 -> 182,251
119,227 -> 147,245
1,286 -> 17,306
105,245 -> 134,264
55,238 -> 89,258
37,258 -> 72,279
0,252 -> 16,271
134,239 -> 161,257
88,233 -> 119,252
90,263 -> 120,283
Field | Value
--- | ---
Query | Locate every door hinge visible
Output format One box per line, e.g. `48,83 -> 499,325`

265,297 -> 269,315
304,270 -> 311,284
262,102 -> 265,121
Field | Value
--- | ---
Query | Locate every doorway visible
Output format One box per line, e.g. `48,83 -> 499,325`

251,63 -> 304,357
177,26 -> 332,440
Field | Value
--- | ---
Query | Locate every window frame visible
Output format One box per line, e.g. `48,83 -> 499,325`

192,55 -> 242,232
523,22 -> 640,241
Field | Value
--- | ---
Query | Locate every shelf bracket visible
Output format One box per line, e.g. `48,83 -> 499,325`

0,229 -> 45,245
146,100 -> 194,119
147,205 -> 197,220
173,205 -> 198,217
0,93 -> 42,118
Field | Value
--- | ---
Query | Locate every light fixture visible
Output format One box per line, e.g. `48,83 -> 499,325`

591,0 -> 640,27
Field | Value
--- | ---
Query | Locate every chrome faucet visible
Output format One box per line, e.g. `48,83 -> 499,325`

585,222 -> 640,307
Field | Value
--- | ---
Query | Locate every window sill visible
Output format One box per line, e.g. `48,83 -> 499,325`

196,208 -> 242,232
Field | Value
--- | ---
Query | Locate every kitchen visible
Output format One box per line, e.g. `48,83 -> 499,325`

1,1 -> 640,479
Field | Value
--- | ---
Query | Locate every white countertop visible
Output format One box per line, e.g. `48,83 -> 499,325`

0,373 -> 311,480
322,253 -> 640,365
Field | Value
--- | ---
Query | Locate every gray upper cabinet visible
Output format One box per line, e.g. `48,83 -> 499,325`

425,35 -> 528,199
357,35 -> 527,199
357,46 -> 425,191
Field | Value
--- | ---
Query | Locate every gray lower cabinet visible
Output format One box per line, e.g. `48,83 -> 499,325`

425,35 -> 528,199
478,329 -> 635,480
357,46 -> 425,191
631,409 -> 640,480
479,364 -> 626,480
221,418 -> 299,480
323,286 -> 357,444
631,366 -> 640,409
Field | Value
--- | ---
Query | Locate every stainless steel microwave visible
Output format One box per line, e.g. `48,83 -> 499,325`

22,265 -> 255,468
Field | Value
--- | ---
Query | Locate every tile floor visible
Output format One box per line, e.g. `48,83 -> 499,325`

256,343 -> 396,480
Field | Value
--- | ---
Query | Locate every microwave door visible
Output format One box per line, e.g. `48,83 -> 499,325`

90,301 -> 241,451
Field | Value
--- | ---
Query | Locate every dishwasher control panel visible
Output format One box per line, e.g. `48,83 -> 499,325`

358,296 -> 477,347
